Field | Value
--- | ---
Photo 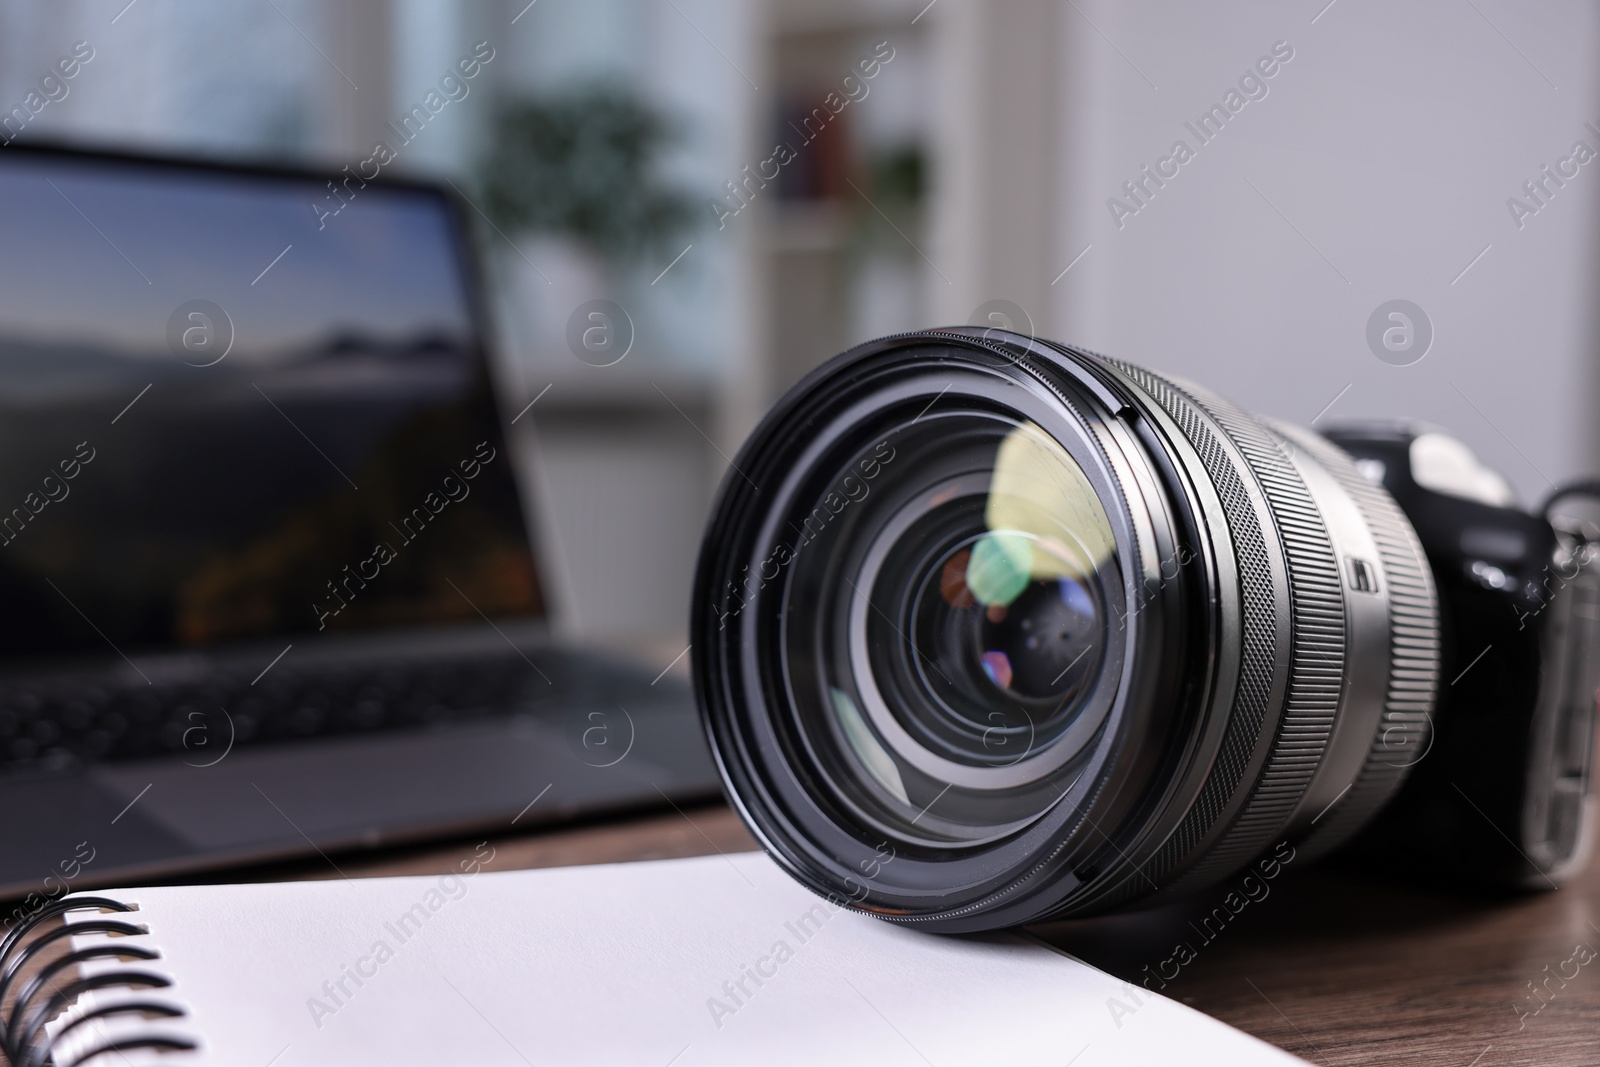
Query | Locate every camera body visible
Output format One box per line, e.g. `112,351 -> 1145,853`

1323,424 -> 1599,886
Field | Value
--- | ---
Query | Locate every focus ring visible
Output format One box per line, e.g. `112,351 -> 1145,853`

1091,359 -> 1294,895
1166,381 -> 1347,888
1273,425 -> 1441,859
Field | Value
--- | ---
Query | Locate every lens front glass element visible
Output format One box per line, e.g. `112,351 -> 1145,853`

780,408 -> 1125,848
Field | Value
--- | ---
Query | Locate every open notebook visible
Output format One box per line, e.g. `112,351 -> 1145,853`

9,852 -> 1307,1066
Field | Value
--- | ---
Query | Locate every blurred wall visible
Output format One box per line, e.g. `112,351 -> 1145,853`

927,0 -> 1065,334
1039,0 -> 1600,506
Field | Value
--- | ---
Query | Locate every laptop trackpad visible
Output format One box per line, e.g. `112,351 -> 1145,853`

89,718 -> 676,853
0,774 -> 195,892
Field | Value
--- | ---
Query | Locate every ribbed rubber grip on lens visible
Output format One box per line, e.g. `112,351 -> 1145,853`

1094,363 -> 1280,893
1096,360 -> 1346,897
1274,425 -> 1441,859
1117,376 -> 1348,891
1166,385 -> 1348,888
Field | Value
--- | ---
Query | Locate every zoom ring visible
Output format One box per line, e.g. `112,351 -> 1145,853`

1274,426 -> 1441,859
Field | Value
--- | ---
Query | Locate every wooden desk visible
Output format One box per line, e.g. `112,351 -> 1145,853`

335,803 -> 1599,1067
1032,849 -> 1600,1066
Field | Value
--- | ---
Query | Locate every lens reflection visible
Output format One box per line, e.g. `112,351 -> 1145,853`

783,408 -> 1125,845
904,529 -> 1104,763
944,533 -> 1101,701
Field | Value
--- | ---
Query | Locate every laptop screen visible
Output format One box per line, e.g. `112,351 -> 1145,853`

0,148 -> 543,666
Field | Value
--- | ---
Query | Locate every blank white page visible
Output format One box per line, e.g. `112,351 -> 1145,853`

52,852 -> 1306,1066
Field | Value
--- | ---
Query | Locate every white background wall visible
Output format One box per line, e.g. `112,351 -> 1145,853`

1047,0 -> 1600,506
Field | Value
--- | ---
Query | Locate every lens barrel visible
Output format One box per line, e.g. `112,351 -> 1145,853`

693,330 -> 1440,930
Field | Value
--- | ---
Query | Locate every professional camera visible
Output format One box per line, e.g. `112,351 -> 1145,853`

692,328 -> 1600,932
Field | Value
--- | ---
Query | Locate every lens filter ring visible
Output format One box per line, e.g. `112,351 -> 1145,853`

694,332 -> 1221,928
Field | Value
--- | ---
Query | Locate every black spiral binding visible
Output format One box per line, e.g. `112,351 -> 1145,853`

0,895 -> 197,1067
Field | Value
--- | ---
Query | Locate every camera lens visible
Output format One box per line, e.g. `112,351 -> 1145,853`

694,329 -> 1440,930
775,411 -> 1125,847
897,529 -> 1104,748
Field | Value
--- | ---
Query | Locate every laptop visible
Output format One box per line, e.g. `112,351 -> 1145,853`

0,144 -> 719,901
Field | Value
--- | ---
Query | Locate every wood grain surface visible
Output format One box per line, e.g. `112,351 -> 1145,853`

1034,851 -> 1600,1066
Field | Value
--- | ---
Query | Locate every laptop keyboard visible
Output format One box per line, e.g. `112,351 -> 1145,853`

0,649 -> 664,775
